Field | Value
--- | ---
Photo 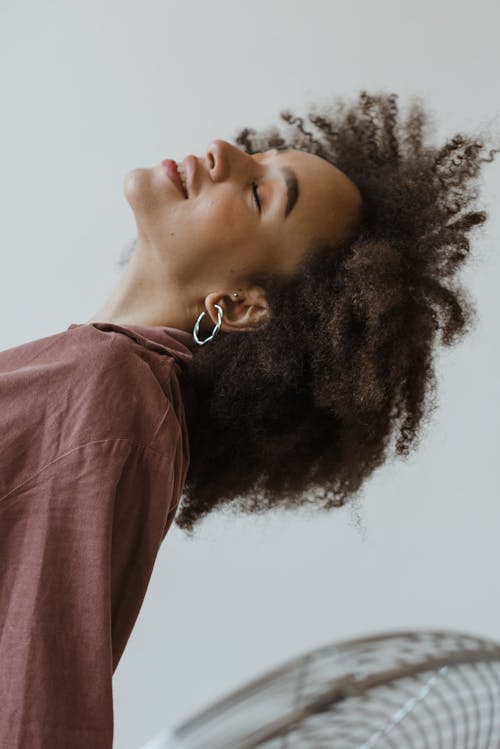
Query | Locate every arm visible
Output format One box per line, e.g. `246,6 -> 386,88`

0,438 -> 177,748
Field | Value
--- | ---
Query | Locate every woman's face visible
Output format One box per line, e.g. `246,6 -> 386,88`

124,139 -> 363,289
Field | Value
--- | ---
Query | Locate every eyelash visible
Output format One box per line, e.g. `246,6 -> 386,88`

252,181 -> 261,212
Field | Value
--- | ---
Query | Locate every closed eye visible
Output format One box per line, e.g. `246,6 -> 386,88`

252,181 -> 261,212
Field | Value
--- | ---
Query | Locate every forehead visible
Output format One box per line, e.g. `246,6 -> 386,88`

286,147 -> 358,196
282,147 -> 364,240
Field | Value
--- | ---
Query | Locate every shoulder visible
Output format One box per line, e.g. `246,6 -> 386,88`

0,324 -> 192,504
1,323 -> 185,463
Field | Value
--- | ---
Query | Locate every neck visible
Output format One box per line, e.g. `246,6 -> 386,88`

87,245 -> 195,331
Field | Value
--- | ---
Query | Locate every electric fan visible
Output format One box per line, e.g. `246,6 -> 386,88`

139,629 -> 500,748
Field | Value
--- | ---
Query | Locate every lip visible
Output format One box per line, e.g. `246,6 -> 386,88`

181,155 -> 196,197
161,159 -> 188,198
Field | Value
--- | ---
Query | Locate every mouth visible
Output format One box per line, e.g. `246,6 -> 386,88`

161,159 -> 188,198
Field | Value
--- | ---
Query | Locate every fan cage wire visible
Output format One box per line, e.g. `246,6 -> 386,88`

172,630 -> 500,749
250,661 -> 500,748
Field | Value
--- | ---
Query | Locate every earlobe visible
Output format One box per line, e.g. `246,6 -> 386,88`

192,303 -> 224,346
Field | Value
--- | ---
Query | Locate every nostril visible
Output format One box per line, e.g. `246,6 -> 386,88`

208,152 -> 215,169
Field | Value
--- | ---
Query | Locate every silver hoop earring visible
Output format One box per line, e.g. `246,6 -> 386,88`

193,303 -> 224,346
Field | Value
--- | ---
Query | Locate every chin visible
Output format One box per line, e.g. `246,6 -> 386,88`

123,166 -> 155,210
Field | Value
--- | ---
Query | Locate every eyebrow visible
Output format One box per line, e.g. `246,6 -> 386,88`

275,150 -> 299,219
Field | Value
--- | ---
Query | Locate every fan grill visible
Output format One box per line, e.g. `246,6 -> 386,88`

258,662 -> 500,749
168,630 -> 500,749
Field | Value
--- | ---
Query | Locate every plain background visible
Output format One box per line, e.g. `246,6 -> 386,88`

1,2 -> 499,747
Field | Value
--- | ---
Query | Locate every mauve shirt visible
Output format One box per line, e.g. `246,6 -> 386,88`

0,321 -> 197,748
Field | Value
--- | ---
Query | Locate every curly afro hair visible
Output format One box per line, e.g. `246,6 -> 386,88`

174,89 -> 499,535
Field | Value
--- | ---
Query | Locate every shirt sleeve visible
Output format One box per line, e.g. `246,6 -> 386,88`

0,437 -> 178,749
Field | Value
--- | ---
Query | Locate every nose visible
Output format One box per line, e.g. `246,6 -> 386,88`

205,138 -> 258,183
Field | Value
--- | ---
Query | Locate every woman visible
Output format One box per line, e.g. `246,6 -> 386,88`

0,90 -> 497,748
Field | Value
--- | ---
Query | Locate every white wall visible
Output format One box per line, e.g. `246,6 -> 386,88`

2,1 -> 499,748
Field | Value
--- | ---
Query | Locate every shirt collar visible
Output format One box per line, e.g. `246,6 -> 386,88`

67,321 -> 197,364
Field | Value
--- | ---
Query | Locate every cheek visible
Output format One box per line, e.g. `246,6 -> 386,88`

196,195 -> 254,246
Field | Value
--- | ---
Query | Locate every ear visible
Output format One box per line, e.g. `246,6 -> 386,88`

204,287 -> 271,334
